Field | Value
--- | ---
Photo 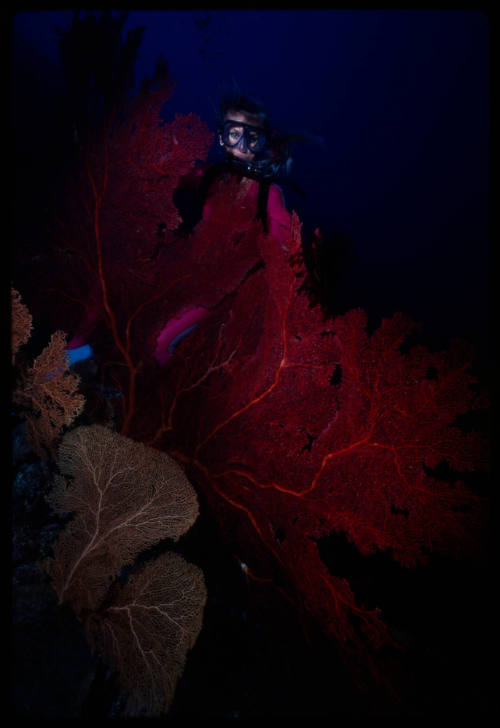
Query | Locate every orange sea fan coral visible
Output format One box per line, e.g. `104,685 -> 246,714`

14,330 -> 85,459
11,286 -> 33,363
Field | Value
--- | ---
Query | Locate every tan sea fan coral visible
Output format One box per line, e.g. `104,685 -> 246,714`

47,424 -> 201,613
44,425 -> 206,715
86,550 -> 206,716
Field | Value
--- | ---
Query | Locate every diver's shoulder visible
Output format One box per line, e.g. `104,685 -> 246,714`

269,182 -> 286,208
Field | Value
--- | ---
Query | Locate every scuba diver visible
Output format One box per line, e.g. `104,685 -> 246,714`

67,89 -> 305,366
153,90 -> 301,365
174,89 -> 300,241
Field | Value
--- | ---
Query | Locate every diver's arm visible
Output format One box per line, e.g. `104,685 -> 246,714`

175,166 -> 205,190
172,166 -> 207,234
267,183 -> 292,249
67,304 -> 101,350
66,282 -> 103,364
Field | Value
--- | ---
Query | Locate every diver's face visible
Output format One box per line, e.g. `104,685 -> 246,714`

220,110 -> 264,162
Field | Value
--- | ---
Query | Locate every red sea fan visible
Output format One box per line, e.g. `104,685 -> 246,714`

34,77 -> 213,435
34,77 -> 210,319
149,210 -> 488,656
34,75 -> 488,672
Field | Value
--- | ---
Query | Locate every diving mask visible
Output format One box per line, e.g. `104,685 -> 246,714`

221,119 -> 268,154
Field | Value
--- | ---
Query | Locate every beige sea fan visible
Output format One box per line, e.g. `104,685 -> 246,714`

86,551 -> 206,716
46,425 -> 200,614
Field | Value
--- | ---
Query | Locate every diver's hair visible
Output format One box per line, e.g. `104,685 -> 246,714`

217,80 -> 269,129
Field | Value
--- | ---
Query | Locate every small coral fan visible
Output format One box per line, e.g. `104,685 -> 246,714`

11,287 -> 85,459
11,286 -> 33,363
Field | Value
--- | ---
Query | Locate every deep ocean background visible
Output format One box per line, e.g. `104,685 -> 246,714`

11,9 -> 492,718
12,9 -> 490,363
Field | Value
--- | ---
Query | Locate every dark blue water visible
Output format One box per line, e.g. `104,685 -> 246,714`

12,9 -> 489,367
